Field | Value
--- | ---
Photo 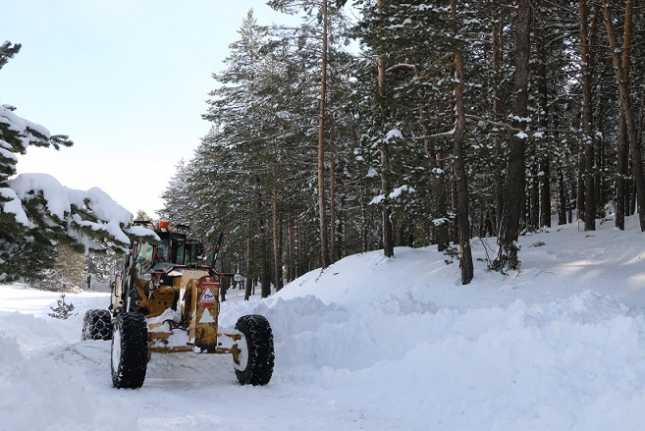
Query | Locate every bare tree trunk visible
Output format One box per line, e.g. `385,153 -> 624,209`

220,252 -> 228,302
568,174 -> 574,223
451,0 -> 473,284
278,215 -> 284,285
435,166 -> 449,251
558,168 -> 567,225
427,138 -> 449,251
529,163 -> 540,230
329,118 -> 338,263
576,155 -> 584,221
380,144 -> 394,257
244,222 -> 253,300
492,7 -> 505,232
537,13 -> 551,228
261,217 -> 272,297
296,220 -> 304,277
638,88 -> 645,212
617,116 -> 628,229
271,176 -> 283,291
349,124 -> 369,253
360,180 -> 368,253
317,0 -> 330,268
497,0 -> 531,269
540,159 -> 551,227
337,193 -> 346,259
615,0 -> 633,230
377,0 -> 394,258
595,108 -> 605,215
579,0 -> 596,231
603,1 -> 645,231
287,214 -> 296,282
255,176 -> 271,298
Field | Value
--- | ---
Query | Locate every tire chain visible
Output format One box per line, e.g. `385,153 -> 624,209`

82,309 -> 113,340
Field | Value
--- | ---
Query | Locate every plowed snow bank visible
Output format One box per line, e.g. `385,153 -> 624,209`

4,217 -> 645,429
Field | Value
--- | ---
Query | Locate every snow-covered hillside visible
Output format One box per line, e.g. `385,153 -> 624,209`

3,217 -> 645,430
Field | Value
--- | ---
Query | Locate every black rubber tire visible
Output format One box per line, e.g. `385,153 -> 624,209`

234,315 -> 275,386
81,309 -> 112,340
111,312 -> 148,389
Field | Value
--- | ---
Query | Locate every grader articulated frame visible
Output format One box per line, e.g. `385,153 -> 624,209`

82,221 -> 274,389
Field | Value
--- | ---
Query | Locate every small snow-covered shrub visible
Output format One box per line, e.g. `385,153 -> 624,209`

48,293 -> 75,319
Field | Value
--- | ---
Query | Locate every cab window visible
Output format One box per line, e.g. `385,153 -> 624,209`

157,241 -> 169,262
138,242 -> 154,263
136,242 -> 154,272
175,239 -> 185,265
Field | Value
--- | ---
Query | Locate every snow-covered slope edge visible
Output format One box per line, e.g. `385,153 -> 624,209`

219,216 -> 645,430
3,216 -> 645,430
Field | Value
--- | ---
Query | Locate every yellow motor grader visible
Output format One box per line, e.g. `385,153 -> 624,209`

81,220 -> 274,389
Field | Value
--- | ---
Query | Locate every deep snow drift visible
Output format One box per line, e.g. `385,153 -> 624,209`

3,217 -> 645,430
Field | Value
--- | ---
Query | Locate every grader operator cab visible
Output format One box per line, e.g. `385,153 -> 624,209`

81,219 -> 274,389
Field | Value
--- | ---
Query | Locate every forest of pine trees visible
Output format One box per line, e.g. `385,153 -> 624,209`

160,0 -> 645,291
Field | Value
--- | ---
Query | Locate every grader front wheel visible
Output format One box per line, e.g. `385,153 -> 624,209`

234,315 -> 275,386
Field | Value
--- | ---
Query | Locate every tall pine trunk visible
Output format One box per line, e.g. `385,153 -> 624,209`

497,0 -> 531,269
529,164 -> 540,230
451,0 -> 474,284
603,1 -> 645,231
492,8 -> 505,232
537,12 -> 551,228
317,0 -> 330,267
256,176 -> 271,298
615,0 -> 633,230
244,220 -> 253,301
558,168 -> 568,225
271,174 -> 283,292
428,140 -> 449,251
287,214 -> 296,282
377,0 -> 394,258
329,118 -> 338,263
579,0 -> 596,231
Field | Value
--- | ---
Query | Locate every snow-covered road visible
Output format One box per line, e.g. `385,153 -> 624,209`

3,217 -> 645,430
0,289 -> 396,431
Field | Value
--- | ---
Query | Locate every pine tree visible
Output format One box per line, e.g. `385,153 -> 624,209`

496,0 -> 531,270
159,2 -> 645,289
1,42 -> 157,281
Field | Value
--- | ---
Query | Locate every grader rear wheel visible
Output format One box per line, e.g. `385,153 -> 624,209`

234,315 -> 274,386
81,309 -> 112,340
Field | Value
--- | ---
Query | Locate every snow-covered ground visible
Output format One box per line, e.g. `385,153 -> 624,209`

3,217 -> 645,430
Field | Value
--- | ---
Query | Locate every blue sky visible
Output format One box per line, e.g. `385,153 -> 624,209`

3,0 -> 295,215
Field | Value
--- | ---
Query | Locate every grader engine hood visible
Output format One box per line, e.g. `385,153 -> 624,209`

146,270 -> 227,353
